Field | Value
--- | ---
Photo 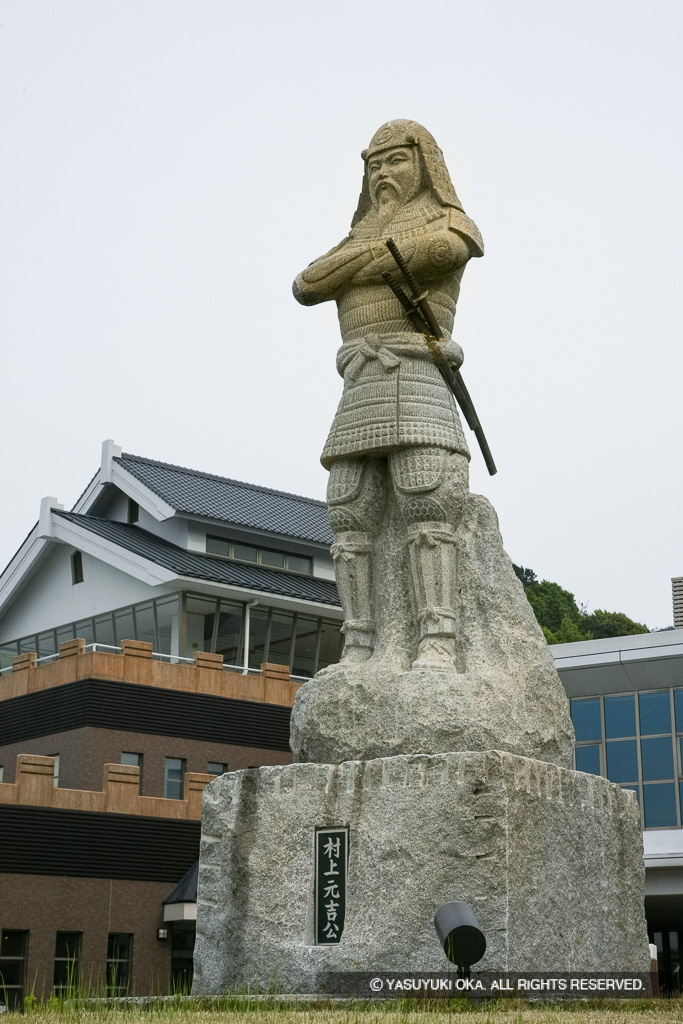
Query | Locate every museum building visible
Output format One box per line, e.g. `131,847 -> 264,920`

0,441 -> 341,1003
551,626 -> 683,992
3,441 -> 683,996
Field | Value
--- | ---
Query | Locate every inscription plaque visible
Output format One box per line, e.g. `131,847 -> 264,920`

315,827 -> 348,945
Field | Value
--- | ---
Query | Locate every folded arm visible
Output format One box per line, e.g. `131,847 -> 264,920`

292,240 -> 375,306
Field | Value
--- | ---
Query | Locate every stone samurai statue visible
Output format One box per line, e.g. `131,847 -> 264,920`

293,120 -> 484,672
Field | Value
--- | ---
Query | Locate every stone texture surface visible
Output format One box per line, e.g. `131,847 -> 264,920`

293,120 -> 486,675
291,494 -> 574,768
193,751 -> 650,994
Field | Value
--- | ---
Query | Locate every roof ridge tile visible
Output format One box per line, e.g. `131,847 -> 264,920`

118,453 -> 326,509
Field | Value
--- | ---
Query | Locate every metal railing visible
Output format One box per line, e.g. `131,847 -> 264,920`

0,646 -> 310,681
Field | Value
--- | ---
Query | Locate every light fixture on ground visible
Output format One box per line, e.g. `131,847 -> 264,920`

434,901 -> 486,973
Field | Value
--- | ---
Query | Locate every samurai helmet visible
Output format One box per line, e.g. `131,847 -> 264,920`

352,119 -> 464,227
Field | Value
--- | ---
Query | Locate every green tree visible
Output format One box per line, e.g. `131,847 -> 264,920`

580,609 -> 648,639
512,563 -> 648,643
524,580 -> 583,635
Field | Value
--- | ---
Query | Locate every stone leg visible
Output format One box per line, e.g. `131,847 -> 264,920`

326,457 -> 384,665
407,521 -> 458,669
331,532 -> 374,661
390,448 -> 468,670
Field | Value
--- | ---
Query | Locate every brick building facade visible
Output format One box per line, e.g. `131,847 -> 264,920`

0,645 -> 301,1003
0,441 -> 343,1003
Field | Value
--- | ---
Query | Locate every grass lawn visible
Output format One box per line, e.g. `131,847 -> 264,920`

7,999 -> 683,1024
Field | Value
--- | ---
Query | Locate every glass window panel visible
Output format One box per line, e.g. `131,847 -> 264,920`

1,932 -> 28,958
639,691 -> 671,736
106,932 -> 132,996
261,549 -> 285,568
317,619 -> 343,673
206,535 -> 231,557
56,625 -> 75,648
287,554 -> 311,574
606,739 -> 638,783
0,962 -> 23,987
248,607 -> 270,669
114,609 -> 134,645
107,933 -> 131,960
571,699 -> 602,741
134,602 -> 156,647
37,631 -> 57,658
0,642 -> 19,670
155,596 -> 178,656
120,751 -> 142,790
643,783 -> 677,828
621,785 -> 640,804
207,762 -> 227,775
94,614 -> 115,647
164,758 -> 185,800
641,737 -> 674,781
186,594 -> 217,654
604,694 -> 636,738
234,543 -> 257,563
215,602 -> 244,667
171,927 -> 196,953
107,960 -> 129,995
53,961 -> 71,987
292,616 -> 319,677
575,745 -> 601,775
674,689 -> 683,734
71,551 -> 84,585
74,619 -> 95,644
19,635 -> 37,655
267,611 -> 294,666
54,932 -> 81,960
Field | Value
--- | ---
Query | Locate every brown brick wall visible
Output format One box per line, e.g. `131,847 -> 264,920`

0,728 -> 291,794
0,874 -> 174,997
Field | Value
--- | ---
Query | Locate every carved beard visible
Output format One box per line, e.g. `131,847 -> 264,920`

375,188 -> 401,230
371,151 -> 423,230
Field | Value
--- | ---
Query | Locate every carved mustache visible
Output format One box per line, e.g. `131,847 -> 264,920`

372,179 -> 400,198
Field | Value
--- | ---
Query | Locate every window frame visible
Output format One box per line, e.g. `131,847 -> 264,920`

120,752 -> 143,793
106,933 -> 133,996
71,551 -> 84,586
571,688 -> 683,830
205,535 -> 313,576
0,929 -> 29,1011
164,757 -> 186,800
53,931 -> 82,994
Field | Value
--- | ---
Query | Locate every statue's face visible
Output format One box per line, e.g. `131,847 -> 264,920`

367,146 -> 420,209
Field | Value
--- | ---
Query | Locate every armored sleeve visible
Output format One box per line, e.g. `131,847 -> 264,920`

292,240 -> 374,306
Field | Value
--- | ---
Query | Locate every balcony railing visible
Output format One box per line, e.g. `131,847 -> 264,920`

0,641 -> 310,681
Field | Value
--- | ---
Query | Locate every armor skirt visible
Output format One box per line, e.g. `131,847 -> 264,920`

321,345 -> 470,468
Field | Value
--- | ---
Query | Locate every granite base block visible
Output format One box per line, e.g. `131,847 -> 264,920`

193,751 -> 650,994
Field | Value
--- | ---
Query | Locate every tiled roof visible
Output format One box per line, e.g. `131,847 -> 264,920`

54,511 -> 340,608
163,861 -> 198,905
115,453 -> 333,546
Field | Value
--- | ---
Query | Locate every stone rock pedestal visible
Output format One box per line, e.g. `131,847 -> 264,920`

193,750 -> 650,994
290,495 -> 575,770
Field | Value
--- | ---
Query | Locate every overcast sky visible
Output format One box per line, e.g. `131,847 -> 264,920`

2,0 -> 682,629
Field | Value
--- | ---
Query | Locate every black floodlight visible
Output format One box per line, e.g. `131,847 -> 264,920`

434,901 -> 486,970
